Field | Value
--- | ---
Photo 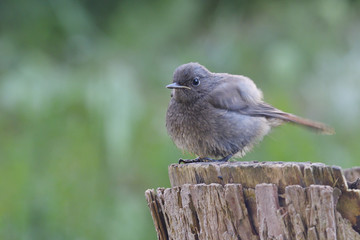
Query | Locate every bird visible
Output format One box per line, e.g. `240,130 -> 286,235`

165,62 -> 334,163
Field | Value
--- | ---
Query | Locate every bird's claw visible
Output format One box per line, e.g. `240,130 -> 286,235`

178,155 -> 233,164
178,157 -> 203,164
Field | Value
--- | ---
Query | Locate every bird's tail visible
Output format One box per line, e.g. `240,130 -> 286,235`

271,112 -> 335,135
245,103 -> 335,135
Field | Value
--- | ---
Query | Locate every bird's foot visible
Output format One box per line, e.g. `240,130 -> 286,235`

217,154 -> 233,162
178,157 -> 205,164
178,154 -> 233,164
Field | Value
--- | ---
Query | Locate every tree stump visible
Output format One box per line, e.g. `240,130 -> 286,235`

145,162 -> 360,240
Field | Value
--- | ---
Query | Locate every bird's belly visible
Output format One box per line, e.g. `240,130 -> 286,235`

167,105 -> 270,158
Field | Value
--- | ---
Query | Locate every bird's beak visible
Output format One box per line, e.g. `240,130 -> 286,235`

166,83 -> 191,90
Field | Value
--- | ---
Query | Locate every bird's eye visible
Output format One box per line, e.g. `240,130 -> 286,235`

192,77 -> 200,86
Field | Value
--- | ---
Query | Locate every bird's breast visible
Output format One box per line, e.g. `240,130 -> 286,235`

166,100 -> 213,154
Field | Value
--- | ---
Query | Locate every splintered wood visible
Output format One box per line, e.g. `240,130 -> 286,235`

145,162 -> 360,240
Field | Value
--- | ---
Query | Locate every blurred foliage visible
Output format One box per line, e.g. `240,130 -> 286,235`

0,0 -> 360,239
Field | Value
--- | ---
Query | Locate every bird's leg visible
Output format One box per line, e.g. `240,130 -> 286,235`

216,154 -> 233,162
178,154 -> 233,164
178,157 -> 203,164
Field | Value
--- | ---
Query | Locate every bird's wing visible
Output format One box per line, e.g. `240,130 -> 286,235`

208,75 -> 334,134
207,75 -> 318,122
207,75 -> 264,111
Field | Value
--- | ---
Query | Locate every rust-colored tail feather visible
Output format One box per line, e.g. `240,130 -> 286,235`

278,112 -> 335,135
244,103 -> 335,135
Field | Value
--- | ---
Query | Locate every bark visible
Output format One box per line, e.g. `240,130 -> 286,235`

146,162 -> 360,240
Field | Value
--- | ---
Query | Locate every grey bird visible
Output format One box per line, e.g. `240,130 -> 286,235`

166,62 -> 334,163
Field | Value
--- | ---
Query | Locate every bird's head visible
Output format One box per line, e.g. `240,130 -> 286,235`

166,62 -> 214,103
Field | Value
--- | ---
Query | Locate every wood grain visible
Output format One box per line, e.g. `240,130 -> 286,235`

146,162 -> 360,239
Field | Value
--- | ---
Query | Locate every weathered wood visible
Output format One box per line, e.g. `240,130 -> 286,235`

344,167 -> 360,190
168,162 -> 347,191
343,167 -> 360,182
255,184 -> 286,239
145,188 -> 168,240
146,162 -> 360,240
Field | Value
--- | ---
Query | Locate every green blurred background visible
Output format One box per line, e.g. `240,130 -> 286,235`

1,0 -> 359,239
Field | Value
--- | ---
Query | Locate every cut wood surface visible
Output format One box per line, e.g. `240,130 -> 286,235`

168,162 -> 346,191
146,162 -> 360,240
